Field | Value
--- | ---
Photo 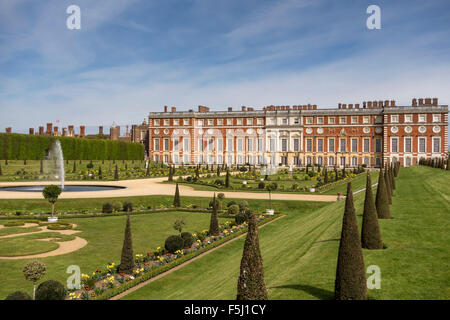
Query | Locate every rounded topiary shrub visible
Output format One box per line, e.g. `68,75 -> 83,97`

5,291 -> 32,300
112,201 -> 122,212
228,204 -> 240,215
123,201 -> 133,212
164,235 -> 184,253
227,201 -> 237,208
102,202 -> 113,214
235,212 -> 248,225
35,280 -> 66,300
238,201 -> 249,212
258,181 -> 265,189
180,232 -> 194,248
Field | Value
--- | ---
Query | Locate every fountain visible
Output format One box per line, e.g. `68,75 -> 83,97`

46,140 -> 65,190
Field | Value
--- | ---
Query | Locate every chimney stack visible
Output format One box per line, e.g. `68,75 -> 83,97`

80,126 -> 85,137
412,98 -> 417,106
99,126 -> 103,135
342,104 -> 347,109
241,106 -> 247,111
432,98 -> 438,106
368,101 -> 372,108
126,125 -> 129,137
348,104 -> 353,109
164,106 -> 168,112
228,107 -> 233,112
46,123 -> 53,135
68,125 -> 74,136
390,100 -> 396,107
418,98 -> 424,106
5,127 -> 12,133
425,98 -> 432,105
171,107 -> 176,112
384,100 -> 389,108
39,126 -> 44,135
62,128 -> 68,136
355,103 -> 360,109
29,128 -> 34,135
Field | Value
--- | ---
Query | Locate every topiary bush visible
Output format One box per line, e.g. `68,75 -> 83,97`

180,232 -> 194,248
258,181 -> 265,189
102,202 -> 113,214
164,235 -> 184,253
123,201 -> 133,212
228,204 -> 240,215
112,201 -> 122,212
35,280 -> 66,300
235,212 -> 248,225
5,291 -> 32,300
227,201 -> 237,208
238,201 -> 249,212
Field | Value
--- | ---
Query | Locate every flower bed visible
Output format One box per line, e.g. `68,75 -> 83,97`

66,213 -> 280,300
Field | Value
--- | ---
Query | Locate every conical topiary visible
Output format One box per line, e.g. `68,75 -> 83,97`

390,165 -> 395,190
41,160 -> 44,174
375,168 -> 391,219
0,163 -> 2,176
335,182 -> 367,300
118,214 -> 134,274
324,167 -> 328,184
114,164 -> 119,181
209,193 -> 219,236
361,173 -> 383,249
384,165 -> 392,204
237,211 -> 268,300
168,165 -> 174,182
225,169 -> 230,188
447,157 -> 450,170
173,183 -> 181,207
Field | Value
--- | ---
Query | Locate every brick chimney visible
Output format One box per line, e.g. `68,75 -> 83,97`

80,126 -> 85,137
355,103 -> 360,109
164,106 -> 168,112
54,126 -> 58,135
241,106 -> 247,111
68,125 -> 74,136
171,107 -> 176,112
348,104 -> 353,109
62,128 -> 67,136
228,107 -> 233,112
412,98 -> 417,106
384,100 -> 389,108
390,100 -> 396,107
363,101 -> 366,108
432,98 -> 438,106
5,127 -> 12,133
99,126 -> 103,135
418,98 -> 424,106
29,128 -> 34,135
46,123 -> 53,135
425,98 -> 432,105
373,101 -> 378,108
126,125 -> 129,137
367,101 -> 372,108
39,126 -> 44,135
342,104 -> 347,109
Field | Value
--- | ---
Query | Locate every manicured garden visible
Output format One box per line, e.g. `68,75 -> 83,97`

122,166 -> 449,300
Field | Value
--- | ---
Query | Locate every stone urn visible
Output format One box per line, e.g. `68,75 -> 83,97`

47,217 -> 58,223
266,209 -> 274,215
309,187 -> 316,193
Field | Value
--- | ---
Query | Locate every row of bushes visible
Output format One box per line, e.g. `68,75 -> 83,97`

0,133 -> 144,160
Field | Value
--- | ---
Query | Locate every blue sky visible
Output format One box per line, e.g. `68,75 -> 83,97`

0,0 -> 449,134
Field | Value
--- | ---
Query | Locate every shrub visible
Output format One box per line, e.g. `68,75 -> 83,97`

227,201 -> 237,207
238,201 -> 249,212
181,232 -> 195,247
3,221 -> 25,227
235,212 -> 248,225
258,181 -> 265,189
123,202 -> 133,212
5,291 -> 32,300
35,280 -> 66,300
164,235 -> 184,253
228,204 -> 240,215
112,201 -> 122,212
47,222 -> 72,230
102,202 -> 113,214
214,179 -> 224,186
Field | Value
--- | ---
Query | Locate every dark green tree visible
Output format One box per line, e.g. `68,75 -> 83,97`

225,169 -> 230,188
335,182 -> 367,300
375,168 -> 391,219
384,165 -> 392,204
237,211 -> 268,300
361,173 -> 383,249
217,166 -> 221,177
168,165 -> 174,182
0,163 -> 2,176
390,165 -> 395,191
42,185 -> 62,218
114,164 -> 119,181
323,167 -> 328,184
447,156 -> 450,171
173,183 -> 181,207
98,166 -> 102,180
195,164 -> 200,178
118,214 -> 134,274
40,160 -> 44,174
209,193 -> 219,236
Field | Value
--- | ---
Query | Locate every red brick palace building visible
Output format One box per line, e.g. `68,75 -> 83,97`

139,98 -> 448,168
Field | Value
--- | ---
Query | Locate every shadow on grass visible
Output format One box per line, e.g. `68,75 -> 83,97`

315,238 -> 340,243
271,284 -> 334,300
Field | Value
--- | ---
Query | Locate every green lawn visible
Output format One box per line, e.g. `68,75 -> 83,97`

0,210 -> 235,298
123,166 -> 450,300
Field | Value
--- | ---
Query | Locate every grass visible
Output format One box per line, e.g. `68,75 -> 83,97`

123,166 -> 449,300
321,170 -> 379,195
0,226 -> 41,237
0,209 -> 257,298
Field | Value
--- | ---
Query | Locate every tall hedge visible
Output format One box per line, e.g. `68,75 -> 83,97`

0,133 -> 144,160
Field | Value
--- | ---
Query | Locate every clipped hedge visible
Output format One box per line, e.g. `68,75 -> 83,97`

0,133 -> 144,160
2,220 -> 25,227
46,222 -> 73,230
